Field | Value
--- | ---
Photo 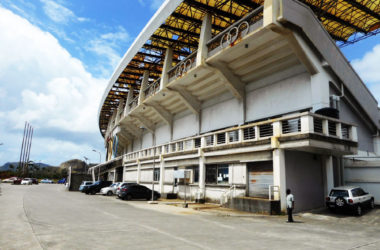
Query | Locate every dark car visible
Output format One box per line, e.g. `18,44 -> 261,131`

118,184 -> 160,201
57,178 -> 66,184
12,177 -> 22,185
31,178 -> 38,184
84,180 -> 113,195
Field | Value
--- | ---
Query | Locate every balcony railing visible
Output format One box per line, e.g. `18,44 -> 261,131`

123,112 -> 357,162
168,51 -> 197,81
128,96 -> 138,111
206,5 -> 264,53
144,78 -> 161,98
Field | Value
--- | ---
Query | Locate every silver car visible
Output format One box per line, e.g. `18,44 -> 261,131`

100,182 -> 120,196
326,186 -> 375,216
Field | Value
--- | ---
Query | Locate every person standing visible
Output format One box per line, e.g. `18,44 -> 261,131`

286,189 -> 294,222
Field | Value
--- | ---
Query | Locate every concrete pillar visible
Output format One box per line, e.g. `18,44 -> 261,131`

159,156 -> 165,195
324,155 -> 334,196
137,160 -> 141,184
196,13 -> 212,66
92,169 -> 95,182
138,70 -> 150,104
373,136 -> 380,156
125,86 -> 134,114
273,149 -> 286,212
272,121 -> 282,136
301,115 -> 314,133
113,170 -> 116,183
198,148 -> 206,203
160,47 -> 173,90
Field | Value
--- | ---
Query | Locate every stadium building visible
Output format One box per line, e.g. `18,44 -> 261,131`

90,0 -> 380,213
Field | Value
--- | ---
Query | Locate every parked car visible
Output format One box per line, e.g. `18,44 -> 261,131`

2,177 -> 18,183
118,184 -> 160,201
21,178 -> 33,185
100,182 -> 120,196
326,186 -> 375,216
83,180 -> 113,195
79,181 -> 93,191
31,178 -> 38,184
12,177 -> 22,185
40,179 -> 54,184
57,178 -> 66,184
115,182 -> 136,196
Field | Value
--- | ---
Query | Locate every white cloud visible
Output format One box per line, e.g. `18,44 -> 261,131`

40,0 -> 87,24
351,44 -> 380,103
0,6 -> 106,165
138,0 -> 165,10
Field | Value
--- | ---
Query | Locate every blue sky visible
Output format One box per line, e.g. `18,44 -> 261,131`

0,0 -> 379,166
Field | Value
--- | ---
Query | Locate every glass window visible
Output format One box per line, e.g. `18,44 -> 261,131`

206,165 -> 217,184
153,168 -> 160,182
217,164 -> 229,184
186,166 -> 199,183
330,189 -> 349,197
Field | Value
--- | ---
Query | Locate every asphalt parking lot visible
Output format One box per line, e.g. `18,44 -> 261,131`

1,183 -> 379,250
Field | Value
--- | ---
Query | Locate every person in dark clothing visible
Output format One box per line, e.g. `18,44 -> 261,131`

286,189 -> 294,222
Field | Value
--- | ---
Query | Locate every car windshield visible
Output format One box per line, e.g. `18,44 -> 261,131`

330,189 -> 349,197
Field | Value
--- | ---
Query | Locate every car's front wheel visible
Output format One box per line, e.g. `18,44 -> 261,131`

107,191 -> 113,196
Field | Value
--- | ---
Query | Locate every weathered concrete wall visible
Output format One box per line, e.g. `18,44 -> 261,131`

124,170 -> 137,182
246,72 -> 311,122
142,132 -> 153,149
229,163 -> 246,185
173,111 -> 198,140
155,124 -> 171,145
285,150 -> 324,212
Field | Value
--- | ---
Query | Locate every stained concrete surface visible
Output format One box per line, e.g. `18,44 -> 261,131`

0,183 -> 379,250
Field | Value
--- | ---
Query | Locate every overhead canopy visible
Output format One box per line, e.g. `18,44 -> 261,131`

99,0 -> 380,137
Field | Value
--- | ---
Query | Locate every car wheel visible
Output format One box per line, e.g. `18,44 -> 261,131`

335,196 -> 346,208
370,199 -> 375,209
153,194 -> 158,201
356,205 -> 362,216
107,191 -> 113,196
85,191 -> 89,195
91,190 -> 96,195
126,194 -> 132,200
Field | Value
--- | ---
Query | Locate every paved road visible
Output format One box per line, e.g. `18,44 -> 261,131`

1,184 -> 380,250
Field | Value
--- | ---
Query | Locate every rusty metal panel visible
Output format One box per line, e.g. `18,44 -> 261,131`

247,161 -> 273,198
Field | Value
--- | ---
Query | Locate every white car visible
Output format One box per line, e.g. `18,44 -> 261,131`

326,186 -> 375,216
21,178 -> 33,185
100,182 -> 121,196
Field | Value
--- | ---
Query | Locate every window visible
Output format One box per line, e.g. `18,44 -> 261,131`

186,166 -> 199,183
206,164 -> 229,184
329,189 -> 349,197
153,168 -> 160,182
228,130 -> 239,142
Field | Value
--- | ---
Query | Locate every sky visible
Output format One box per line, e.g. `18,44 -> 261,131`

0,0 -> 379,167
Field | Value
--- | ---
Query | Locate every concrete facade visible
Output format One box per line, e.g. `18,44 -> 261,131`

91,0 -> 379,213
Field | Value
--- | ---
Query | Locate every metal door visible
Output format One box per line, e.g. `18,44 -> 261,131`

247,161 -> 273,198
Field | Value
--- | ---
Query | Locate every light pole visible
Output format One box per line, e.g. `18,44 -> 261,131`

92,149 -> 101,181
83,156 -> 89,174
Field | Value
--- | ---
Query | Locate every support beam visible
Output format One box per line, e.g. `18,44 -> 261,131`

125,86 -> 135,114
145,103 -> 173,125
168,86 -> 201,114
131,115 -> 155,133
159,156 -> 165,195
138,70 -> 150,104
205,62 -> 245,100
160,47 -> 173,90
196,13 -> 212,66
137,160 -> 141,184
273,149 -> 286,212
198,148 -> 206,203
324,155 -> 334,196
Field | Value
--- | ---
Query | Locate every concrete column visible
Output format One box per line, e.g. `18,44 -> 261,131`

196,13 -> 212,66
92,169 -> 95,182
113,170 -> 116,183
159,156 -> 165,195
373,136 -> 380,156
198,148 -> 206,202
136,160 -> 141,184
273,149 -> 286,212
350,126 -> 358,142
272,121 -> 282,136
301,115 -> 314,133
138,70 -> 150,104
324,155 -> 334,196
160,47 -> 173,90
125,86 -> 134,114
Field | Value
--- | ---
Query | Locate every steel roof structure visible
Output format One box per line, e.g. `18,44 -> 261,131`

98,0 -> 380,137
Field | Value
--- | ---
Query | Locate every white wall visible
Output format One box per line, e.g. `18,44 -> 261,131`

142,132 -> 153,149
155,124 -> 171,145
201,92 -> 244,133
124,170 -> 137,182
132,138 -> 141,152
164,167 -> 174,183
140,169 -> 153,182
246,73 -> 311,122
173,111 -> 199,140
229,163 -> 246,185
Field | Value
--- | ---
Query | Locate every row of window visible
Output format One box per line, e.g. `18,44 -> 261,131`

151,164 -> 229,184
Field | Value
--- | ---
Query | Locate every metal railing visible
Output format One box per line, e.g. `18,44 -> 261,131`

207,5 -> 264,52
144,78 -> 161,98
122,112 -> 357,162
168,51 -> 197,80
128,96 -> 139,111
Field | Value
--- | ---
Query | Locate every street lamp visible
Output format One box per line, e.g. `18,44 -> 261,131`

92,149 -> 101,181
83,156 -> 89,173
